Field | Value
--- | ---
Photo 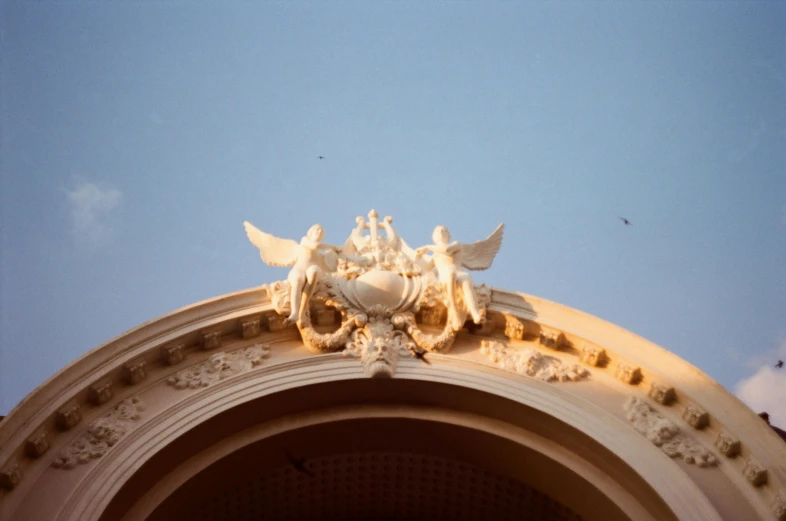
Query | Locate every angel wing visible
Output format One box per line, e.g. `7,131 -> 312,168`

397,236 -> 433,270
243,221 -> 300,267
460,223 -> 505,271
341,230 -> 358,257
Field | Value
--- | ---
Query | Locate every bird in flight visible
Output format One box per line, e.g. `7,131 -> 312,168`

412,349 -> 431,365
619,217 -> 632,226
776,360 -> 784,369
318,156 -> 325,160
285,451 -> 314,477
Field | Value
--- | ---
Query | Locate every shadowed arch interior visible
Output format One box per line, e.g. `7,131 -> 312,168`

99,379 -> 677,521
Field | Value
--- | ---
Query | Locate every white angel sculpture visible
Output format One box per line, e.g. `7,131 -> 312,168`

244,221 -> 340,324
416,223 -> 504,330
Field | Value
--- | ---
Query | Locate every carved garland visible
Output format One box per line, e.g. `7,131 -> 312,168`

624,397 -> 717,468
52,397 -> 144,469
167,344 -> 269,390
480,340 -> 589,383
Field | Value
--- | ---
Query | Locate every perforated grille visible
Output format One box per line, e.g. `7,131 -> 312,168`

191,452 -> 584,521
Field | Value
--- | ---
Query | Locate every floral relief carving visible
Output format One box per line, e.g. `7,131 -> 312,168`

52,397 -> 144,469
624,397 -> 717,468
480,340 -> 589,382
167,344 -> 269,390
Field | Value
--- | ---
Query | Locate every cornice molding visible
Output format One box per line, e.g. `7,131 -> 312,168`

1,285 -> 784,521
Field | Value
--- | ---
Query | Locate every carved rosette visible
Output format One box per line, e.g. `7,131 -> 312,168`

52,397 -> 144,469
624,397 -> 717,468
251,211 -> 504,377
167,345 -> 269,390
481,340 -> 589,382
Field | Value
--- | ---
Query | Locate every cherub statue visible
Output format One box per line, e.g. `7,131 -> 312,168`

416,223 -> 504,330
244,221 -> 340,324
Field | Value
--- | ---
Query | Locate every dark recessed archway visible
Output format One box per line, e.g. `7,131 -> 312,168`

100,379 -> 676,521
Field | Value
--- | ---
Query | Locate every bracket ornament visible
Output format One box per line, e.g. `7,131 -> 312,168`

167,344 -> 269,390
52,397 -> 143,469
624,397 -> 717,468
0,461 -> 22,491
715,431 -> 741,458
481,340 -> 589,382
743,459 -> 768,487
245,210 -> 504,377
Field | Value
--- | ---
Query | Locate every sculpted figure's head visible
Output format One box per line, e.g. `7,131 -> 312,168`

307,224 -> 324,242
432,225 -> 451,244
345,319 -> 414,378
360,335 -> 399,378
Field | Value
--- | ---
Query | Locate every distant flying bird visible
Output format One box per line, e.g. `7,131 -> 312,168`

285,451 -> 314,477
776,360 -> 784,368
412,350 -> 431,365
318,156 -> 325,160
619,217 -> 632,226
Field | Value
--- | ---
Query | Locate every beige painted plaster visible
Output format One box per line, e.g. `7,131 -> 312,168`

0,286 -> 784,521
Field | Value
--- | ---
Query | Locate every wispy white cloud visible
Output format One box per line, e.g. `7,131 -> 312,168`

66,181 -> 122,242
735,340 -> 786,428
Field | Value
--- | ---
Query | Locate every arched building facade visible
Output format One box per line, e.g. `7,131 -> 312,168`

1,213 -> 785,520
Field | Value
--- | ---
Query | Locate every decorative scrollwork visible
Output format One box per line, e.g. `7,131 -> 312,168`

624,397 -> 717,467
166,344 -> 269,389
480,340 -> 589,382
52,397 -> 144,469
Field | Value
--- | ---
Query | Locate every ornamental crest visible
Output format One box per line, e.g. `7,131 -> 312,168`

244,210 -> 503,377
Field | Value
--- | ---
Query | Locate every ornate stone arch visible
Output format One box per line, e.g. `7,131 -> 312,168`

2,212 -> 785,520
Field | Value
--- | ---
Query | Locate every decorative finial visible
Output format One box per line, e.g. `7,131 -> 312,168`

367,209 -> 380,246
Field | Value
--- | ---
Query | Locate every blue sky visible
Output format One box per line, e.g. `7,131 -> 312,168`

1,2 -> 785,421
